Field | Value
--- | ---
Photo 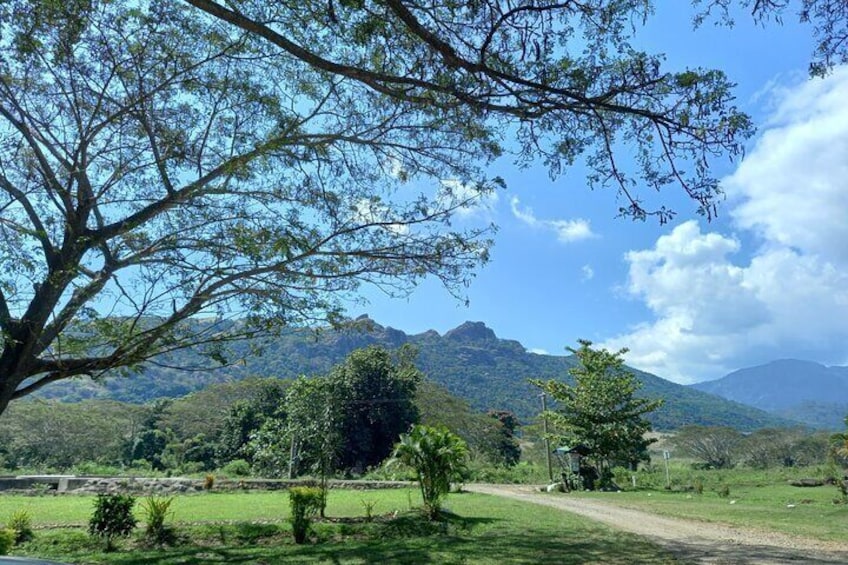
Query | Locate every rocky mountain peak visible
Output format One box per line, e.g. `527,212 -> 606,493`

444,321 -> 497,342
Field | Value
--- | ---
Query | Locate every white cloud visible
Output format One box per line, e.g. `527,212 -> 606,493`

581,265 -> 595,281
439,179 -> 499,218
528,347 -> 549,355
603,68 -> 848,383
510,197 -> 595,243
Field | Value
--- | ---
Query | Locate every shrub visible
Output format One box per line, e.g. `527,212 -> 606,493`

203,474 -> 215,490
221,459 -> 251,477
89,494 -> 137,551
390,425 -> 468,520
7,509 -> 34,544
288,486 -> 323,544
0,529 -> 14,555
141,496 -> 174,545
717,484 -> 731,498
360,499 -> 377,522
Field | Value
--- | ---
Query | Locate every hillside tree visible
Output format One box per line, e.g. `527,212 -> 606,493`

533,340 -> 663,482
0,0 -> 755,415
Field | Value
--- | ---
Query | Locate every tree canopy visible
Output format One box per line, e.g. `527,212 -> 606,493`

0,0 -> 757,414
533,340 -> 663,480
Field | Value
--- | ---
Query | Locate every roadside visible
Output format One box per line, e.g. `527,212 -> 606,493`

465,484 -> 848,565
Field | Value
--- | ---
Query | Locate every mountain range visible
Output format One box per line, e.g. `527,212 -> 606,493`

37,317 -> 791,431
691,359 -> 848,429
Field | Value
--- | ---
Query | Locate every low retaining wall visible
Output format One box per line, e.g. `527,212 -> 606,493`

0,476 -> 414,495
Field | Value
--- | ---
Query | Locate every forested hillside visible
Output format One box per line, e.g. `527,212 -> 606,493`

37,317 -> 789,430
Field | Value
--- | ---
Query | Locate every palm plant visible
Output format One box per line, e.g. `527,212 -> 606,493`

391,425 -> 468,519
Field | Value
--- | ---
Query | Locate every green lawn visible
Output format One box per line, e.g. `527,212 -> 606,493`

577,483 -> 847,542
1,489 -> 680,564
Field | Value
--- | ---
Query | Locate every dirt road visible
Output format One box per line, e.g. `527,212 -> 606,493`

465,484 -> 848,564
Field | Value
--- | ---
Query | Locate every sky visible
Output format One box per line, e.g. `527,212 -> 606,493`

349,4 -> 848,385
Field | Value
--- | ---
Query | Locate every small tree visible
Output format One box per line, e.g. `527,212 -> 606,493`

670,425 -> 743,469
390,425 -> 468,520
484,410 -> 522,467
288,486 -> 323,544
89,494 -> 137,551
533,340 -> 663,486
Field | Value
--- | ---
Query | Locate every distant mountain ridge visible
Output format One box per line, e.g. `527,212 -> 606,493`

691,359 -> 848,430
39,317 -> 790,431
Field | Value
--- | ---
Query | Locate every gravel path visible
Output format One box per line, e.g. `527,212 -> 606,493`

465,484 -> 848,564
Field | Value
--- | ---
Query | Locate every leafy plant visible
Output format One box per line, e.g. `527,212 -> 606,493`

0,529 -> 13,555
390,424 -> 468,519
7,508 -> 34,544
288,486 -> 323,544
140,497 -> 174,545
88,494 -> 137,551
360,499 -> 377,522
221,459 -> 251,477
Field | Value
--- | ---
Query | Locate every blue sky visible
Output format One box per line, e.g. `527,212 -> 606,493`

349,4 -> 848,384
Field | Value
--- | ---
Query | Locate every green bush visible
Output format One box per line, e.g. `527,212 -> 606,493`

89,494 -> 137,551
0,529 -> 14,555
221,459 -> 251,477
390,425 -> 468,520
7,509 -> 34,544
141,496 -> 174,545
288,486 -> 323,544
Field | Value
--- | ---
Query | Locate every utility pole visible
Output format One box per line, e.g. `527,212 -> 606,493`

540,392 -> 553,482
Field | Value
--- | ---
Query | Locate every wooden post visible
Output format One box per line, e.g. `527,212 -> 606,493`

541,393 -> 553,482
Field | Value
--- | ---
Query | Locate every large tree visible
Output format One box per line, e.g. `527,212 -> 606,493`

533,340 -> 663,481
0,0 -> 754,415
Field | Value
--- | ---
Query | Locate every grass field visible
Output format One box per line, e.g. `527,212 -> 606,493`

1,489 -> 679,564
579,481 -> 847,542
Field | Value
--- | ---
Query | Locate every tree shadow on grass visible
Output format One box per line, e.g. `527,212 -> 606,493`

102,512 -> 676,564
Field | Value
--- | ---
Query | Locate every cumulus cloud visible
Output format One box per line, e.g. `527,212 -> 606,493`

510,197 -> 595,243
602,69 -> 848,383
581,265 -> 595,281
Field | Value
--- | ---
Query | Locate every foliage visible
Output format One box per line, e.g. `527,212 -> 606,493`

740,428 -> 829,469
88,494 -> 137,551
0,399 -> 146,470
7,508 -> 34,544
391,424 -> 469,519
0,0 -> 753,417
329,345 -> 421,472
215,379 -> 289,464
828,414 -> 848,468
533,340 -> 664,483
670,425 -> 744,469
0,528 -> 13,555
221,459 -> 252,477
288,486 -> 323,544
249,345 -> 420,479
140,496 -> 175,545
484,410 -> 521,467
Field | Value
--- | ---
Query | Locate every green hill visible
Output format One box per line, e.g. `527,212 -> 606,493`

37,317 -> 790,430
